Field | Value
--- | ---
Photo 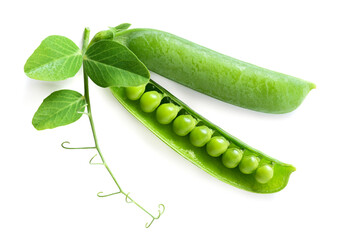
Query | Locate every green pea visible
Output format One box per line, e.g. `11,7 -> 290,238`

221,148 -> 243,168
156,103 -> 180,124
140,91 -> 162,113
172,115 -> 196,136
255,165 -> 274,184
189,126 -> 213,147
239,155 -> 260,174
125,84 -> 146,100
206,136 -> 229,157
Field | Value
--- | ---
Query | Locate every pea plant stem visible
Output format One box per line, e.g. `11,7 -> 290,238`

80,28 -> 163,228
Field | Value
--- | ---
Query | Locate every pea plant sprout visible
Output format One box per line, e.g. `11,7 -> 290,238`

24,24 -> 164,228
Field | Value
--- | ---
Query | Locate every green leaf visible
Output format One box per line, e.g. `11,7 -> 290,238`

83,40 -> 150,88
114,23 -> 131,31
24,36 -> 82,81
32,90 -> 86,130
88,30 -> 115,47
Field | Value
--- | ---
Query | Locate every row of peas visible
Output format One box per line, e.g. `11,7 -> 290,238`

125,84 -> 274,184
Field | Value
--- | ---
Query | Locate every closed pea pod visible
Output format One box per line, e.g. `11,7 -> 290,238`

115,28 -> 315,114
111,80 -> 296,193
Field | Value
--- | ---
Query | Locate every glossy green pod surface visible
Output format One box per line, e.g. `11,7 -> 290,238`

111,80 -> 295,193
115,28 -> 315,114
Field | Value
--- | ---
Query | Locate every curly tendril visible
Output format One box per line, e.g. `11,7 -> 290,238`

61,141 -> 96,150
89,154 -> 103,165
125,192 -> 133,203
95,189 -> 164,228
145,204 -> 165,228
77,104 -> 90,116
97,191 -> 121,197
61,139 -> 165,227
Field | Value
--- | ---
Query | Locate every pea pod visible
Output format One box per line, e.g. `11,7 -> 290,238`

115,28 -> 315,114
111,80 -> 295,193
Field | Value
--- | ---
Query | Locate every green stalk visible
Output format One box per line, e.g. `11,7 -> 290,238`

81,28 -> 164,228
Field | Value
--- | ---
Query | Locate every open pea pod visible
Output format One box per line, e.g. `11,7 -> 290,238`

111,80 -> 295,193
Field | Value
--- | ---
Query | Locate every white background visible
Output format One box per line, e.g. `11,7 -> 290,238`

1,0 -> 361,239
